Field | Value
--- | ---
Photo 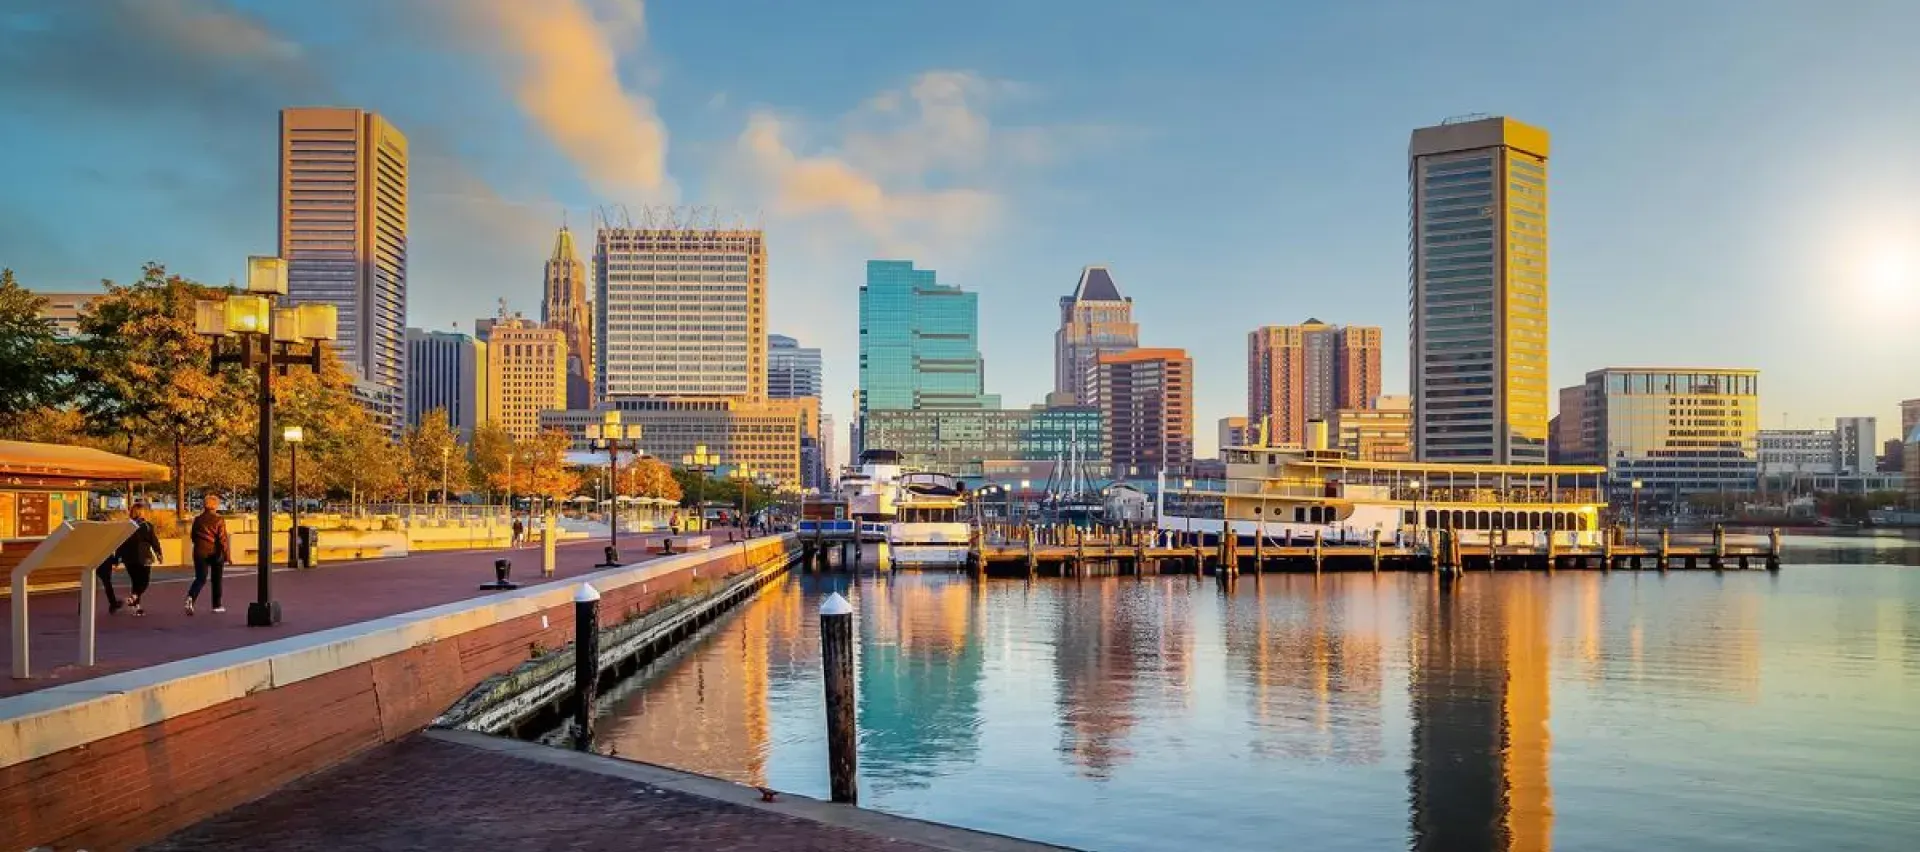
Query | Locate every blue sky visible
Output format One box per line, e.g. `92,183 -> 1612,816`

3,0 -> 1917,457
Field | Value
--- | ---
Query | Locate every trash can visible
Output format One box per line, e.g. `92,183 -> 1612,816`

296,525 -> 317,568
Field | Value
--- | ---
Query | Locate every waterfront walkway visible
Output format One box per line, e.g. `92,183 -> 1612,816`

2,531 -> 743,698
145,730 -> 1070,852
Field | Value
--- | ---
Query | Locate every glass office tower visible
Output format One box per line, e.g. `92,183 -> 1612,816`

1408,116 -> 1549,464
858,261 -> 1000,450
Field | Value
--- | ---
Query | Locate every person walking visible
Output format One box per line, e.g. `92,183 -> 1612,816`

511,516 -> 525,548
187,495 -> 231,615
118,501 -> 164,616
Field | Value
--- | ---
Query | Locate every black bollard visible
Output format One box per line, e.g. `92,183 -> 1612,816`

573,583 -> 601,752
599,545 -> 621,568
820,592 -> 858,804
481,558 -> 518,590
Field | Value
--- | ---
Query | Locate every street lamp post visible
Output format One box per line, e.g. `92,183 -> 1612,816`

1408,479 -> 1423,537
284,425 -> 304,569
194,256 -> 336,627
440,445 -> 450,519
1631,479 -> 1644,541
588,410 -> 642,557
681,444 -> 720,532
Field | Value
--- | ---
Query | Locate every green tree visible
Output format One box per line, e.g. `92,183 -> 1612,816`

402,408 -> 468,503
0,268 -> 75,428
314,417 -> 403,510
73,264 -> 249,522
468,419 -> 515,502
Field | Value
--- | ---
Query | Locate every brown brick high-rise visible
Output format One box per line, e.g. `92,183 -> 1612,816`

1247,320 -> 1381,446
1087,348 -> 1193,478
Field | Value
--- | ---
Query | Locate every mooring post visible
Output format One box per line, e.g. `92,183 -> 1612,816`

1602,528 -> 1614,570
572,583 -> 601,752
1767,527 -> 1781,571
1371,528 -> 1382,573
819,592 -> 858,805
1659,527 -> 1671,571
1312,529 -> 1324,575
1427,528 -> 1441,573
1025,524 -> 1037,578
1255,521 -> 1266,573
1712,523 -> 1726,569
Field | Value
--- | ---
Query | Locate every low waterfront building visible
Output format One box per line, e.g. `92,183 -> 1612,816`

1758,429 -> 1839,477
861,406 -> 1106,476
1836,416 -> 1877,475
540,396 -> 805,489
1579,367 -> 1759,507
1218,416 -> 1250,451
1330,395 -> 1413,461
33,292 -> 100,338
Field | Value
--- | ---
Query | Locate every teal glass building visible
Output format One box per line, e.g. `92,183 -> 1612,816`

858,260 -> 1000,449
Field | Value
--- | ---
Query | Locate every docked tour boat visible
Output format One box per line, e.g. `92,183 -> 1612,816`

1160,423 -> 1609,549
840,449 -> 902,542
889,471 -> 971,567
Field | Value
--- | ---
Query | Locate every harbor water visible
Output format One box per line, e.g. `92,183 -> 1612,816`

593,533 -> 1920,851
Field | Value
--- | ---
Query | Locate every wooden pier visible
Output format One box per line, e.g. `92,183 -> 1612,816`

964,524 -> 1782,578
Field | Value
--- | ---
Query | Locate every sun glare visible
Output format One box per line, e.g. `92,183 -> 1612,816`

1862,244 -> 1915,307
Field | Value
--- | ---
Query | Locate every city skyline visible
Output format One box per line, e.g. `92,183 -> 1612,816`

5,1 -> 1918,460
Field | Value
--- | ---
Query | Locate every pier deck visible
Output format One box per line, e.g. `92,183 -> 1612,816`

967,526 -> 1781,576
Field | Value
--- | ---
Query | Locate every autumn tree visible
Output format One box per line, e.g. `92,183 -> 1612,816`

0,268 -> 75,429
509,428 -> 580,507
616,457 -> 682,502
73,264 -> 248,522
269,347 -> 398,507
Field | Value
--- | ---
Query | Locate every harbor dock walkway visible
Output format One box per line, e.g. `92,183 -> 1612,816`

145,730 -> 1073,852
2,531 -> 740,698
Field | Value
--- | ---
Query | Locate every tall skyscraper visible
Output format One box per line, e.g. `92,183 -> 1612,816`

858,260 -> 1000,449
767,334 -> 823,399
595,222 -> 765,401
1408,116 -> 1549,463
405,328 -> 488,443
278,107 -> 408,438
1901,398 -> 1920,443
542,225 -> 593,409
1086,348 -> 1193,479
486,315 -> 568,440
1247,320 -> 1382,447
1053,265 -> 1138,406
1835,416 -> 1877,475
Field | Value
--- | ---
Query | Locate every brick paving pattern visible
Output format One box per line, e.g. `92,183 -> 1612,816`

142,735 -> 948,852
3,529 -> 746,697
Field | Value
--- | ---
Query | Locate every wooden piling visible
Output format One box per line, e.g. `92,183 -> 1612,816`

1767,527 -> 1782,571
1658,527 -> 1671,571
1370,528 -> 1381,573
571,583 -> 601,752
1255,522 -> 1266,573
1312,529 -> 1324,575
1711,523 -> 1726,569
819,593 -> 858,805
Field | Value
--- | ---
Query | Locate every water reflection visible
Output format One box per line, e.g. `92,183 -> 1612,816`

594,552 -> 1920,852
858,573 -> 984,789
1223,577 -> 1384,764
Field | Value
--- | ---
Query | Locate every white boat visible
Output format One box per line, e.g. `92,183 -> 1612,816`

840,449 -> 902,542
889,471 -> 971,567
1160,422 -> 1610,549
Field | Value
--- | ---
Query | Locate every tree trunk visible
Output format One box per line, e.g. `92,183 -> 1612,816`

173,438 -> 186,525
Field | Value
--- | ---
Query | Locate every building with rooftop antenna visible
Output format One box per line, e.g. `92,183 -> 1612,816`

1052,265 -> 1138,406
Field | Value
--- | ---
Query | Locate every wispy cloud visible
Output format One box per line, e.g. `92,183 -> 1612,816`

440,0 -> 672,201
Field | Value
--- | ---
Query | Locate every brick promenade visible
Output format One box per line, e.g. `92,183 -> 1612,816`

144,732 -> 1059,852
3,529 -> 744,698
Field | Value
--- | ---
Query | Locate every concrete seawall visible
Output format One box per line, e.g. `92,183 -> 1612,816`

0,534 -> 797,851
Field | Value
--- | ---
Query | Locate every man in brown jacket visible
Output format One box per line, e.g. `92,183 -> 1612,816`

187,495 -> 231,615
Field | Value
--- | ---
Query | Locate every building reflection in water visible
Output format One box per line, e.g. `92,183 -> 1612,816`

1052,578 -> 1193,779
1407,576 -> 1554,852
1222,577 -> 1385,764
857,573 -> 985,791
593,577 -> 791,786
